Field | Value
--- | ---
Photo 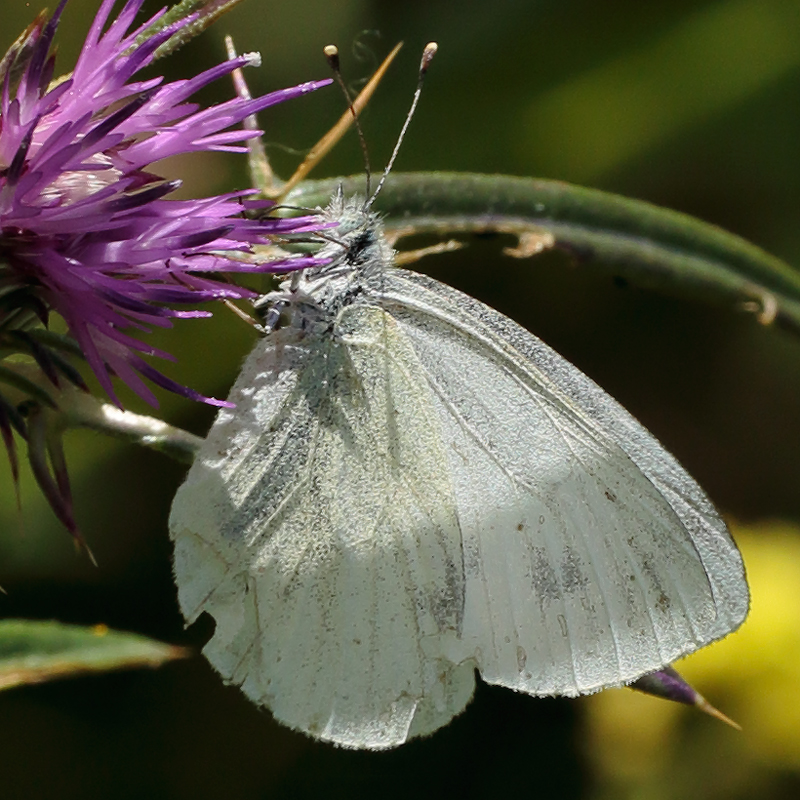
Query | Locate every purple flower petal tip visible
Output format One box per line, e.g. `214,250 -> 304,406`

630,665 -> 742,730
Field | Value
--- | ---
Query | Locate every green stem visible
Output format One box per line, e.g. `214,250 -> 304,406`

288,171 -> 800,333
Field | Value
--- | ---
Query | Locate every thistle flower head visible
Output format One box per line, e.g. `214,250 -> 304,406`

0,0 -> 332,544
0,0 -> 331,408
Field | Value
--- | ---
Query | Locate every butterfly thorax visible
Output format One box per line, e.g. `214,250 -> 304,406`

256,193 -> 394,337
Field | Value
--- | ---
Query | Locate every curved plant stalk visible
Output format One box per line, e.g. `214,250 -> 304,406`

58,388 -> 203,463
12,167 -> 795,462
287,172 -> 800,334
14,371 -> 202,464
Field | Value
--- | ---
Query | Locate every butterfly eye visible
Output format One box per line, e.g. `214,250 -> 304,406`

255,297 -> 290,333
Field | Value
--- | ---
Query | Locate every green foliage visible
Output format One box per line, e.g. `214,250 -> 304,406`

0,619 -> 186,691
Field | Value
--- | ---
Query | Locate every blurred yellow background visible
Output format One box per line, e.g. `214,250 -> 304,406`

2,0 -> 800,798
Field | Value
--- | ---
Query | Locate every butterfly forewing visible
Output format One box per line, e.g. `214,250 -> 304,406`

367,268 -> 747,694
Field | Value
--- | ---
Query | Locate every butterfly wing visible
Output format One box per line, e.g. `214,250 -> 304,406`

171,260 -> 748,747
169,309 -> 475,749
369,268 -> 748,697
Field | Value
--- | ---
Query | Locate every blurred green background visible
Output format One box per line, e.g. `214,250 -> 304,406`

2,0 -> 800,797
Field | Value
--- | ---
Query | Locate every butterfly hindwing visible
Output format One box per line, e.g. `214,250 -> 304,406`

170,305 -> 474,748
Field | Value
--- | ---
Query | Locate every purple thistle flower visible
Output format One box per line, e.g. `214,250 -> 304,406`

0,0 -> 331,408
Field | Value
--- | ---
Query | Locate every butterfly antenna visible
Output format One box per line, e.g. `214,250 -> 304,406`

367,42 -> 438,209
276,43 -> 402,202
324,44 -> 373,198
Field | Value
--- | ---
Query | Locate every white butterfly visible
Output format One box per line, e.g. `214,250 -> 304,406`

169,191 -> 749,749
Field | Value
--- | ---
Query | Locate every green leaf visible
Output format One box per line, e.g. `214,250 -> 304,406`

0,619 -> 188,690
287,172 -> 800,333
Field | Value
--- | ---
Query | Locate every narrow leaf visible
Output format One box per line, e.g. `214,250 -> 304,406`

0,619 -> 188,690
7,330 -> 60,386
26,329 -> 85,360
0,401 -> 22,509
0,364 -> 57,408
139,0 -> 248,62
26,404 -> 83,551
